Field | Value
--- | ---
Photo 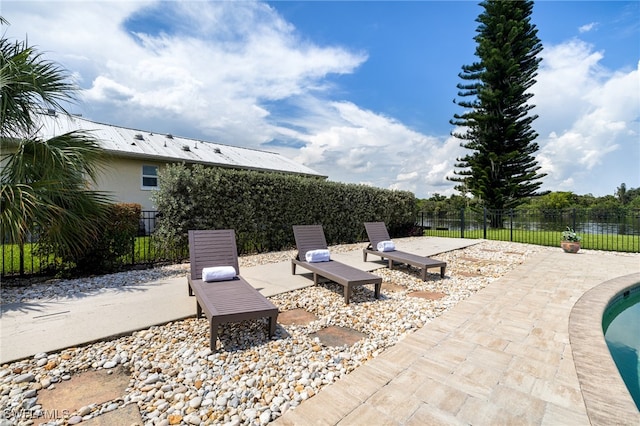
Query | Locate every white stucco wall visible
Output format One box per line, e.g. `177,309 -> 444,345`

96,157 -> 164,211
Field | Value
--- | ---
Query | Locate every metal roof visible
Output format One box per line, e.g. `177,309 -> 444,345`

36,112 -> 325,178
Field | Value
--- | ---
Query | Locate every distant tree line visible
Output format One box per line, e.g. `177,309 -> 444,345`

418,183 -> 640,214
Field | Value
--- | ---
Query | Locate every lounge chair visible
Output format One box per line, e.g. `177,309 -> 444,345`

291,225 -> 382,304
363,222 -> 446,280
187,229 -> 278,350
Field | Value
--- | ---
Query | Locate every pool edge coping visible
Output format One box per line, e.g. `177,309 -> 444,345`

569,272 -> 640,424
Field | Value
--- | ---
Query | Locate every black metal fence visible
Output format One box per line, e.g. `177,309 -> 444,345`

131,210 -> 189,265
3,208 -> 639,278
417,208 -> 640,252
1,211 -> 187,278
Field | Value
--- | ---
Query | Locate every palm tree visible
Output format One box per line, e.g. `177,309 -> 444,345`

1,34 -> 112,273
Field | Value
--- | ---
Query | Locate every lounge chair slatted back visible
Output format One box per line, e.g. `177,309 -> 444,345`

364,222 -> 392,250
189,229 -> 240,281
292,224 -> 328,261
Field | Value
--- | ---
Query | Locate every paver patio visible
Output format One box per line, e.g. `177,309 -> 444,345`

275,249 -> 640,425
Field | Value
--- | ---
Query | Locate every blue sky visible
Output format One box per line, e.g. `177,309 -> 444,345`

3,1 -> 639,198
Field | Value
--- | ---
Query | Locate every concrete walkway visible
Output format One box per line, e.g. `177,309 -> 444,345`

0,237 -> 475,364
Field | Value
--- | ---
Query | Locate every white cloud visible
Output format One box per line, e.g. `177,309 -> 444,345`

291,100 -> 464,197
4,1 -> 367,146
579,22 -> 598,33
84,76 -> 135,103
534,41 -> 639,195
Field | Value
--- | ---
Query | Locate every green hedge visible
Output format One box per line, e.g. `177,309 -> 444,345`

152,164 -> 417,255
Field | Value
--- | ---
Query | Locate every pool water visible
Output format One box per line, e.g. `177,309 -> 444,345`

603,287 -> 640,410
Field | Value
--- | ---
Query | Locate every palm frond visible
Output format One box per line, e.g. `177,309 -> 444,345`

0,37 -> 77,137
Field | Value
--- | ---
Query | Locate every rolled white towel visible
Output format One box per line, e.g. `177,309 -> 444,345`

376,240 -> 396,252
305,249 -> 331,263
202,265 -> 237,282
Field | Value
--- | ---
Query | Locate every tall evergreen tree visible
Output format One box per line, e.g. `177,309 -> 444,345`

449,0 -> 546,222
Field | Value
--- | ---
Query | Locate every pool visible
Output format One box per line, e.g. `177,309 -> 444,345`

603,285 -> 640,410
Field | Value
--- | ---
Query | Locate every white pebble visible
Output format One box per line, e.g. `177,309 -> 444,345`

259,409 -> 272,424
185,414 -> 201,425
189,396 -> 202,408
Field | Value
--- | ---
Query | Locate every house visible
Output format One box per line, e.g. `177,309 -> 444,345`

35,111 -> 325,211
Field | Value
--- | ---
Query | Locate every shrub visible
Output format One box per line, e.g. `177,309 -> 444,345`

69,203 -> 142,274
152,164 -> 417,257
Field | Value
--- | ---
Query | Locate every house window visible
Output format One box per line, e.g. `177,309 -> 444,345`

142,165 -> 158,189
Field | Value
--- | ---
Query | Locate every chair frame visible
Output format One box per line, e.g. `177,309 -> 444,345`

362,222 -> 446,280
188,229 -> 278,350
291,225 -> 382,304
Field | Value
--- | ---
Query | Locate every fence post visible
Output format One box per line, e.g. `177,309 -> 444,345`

19,243 -> 25,277
572,208 -> 577,231
460,208 -> 465,239
510,209 -> 514,242
483,208 -> 488,239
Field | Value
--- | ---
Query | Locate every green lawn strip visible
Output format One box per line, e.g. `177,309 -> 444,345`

423,229 -> 639,252
1,243 -> 59,276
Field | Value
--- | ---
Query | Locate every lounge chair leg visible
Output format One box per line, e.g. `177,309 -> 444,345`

422,268 -> 427,281
268,315 -> 277,337
210,322 -> 218,351
363,250 -> 367,262
291,261 -> 296,275
440,266 -> 445,278
187,277 -> 194,296
374,282 -> 381,299
344,285 -> 350,304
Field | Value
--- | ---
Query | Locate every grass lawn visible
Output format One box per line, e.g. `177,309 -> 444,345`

1,237 -> 177,276
423,229 -> 639,252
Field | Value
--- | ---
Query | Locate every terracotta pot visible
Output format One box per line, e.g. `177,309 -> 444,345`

561,241 -> 581,253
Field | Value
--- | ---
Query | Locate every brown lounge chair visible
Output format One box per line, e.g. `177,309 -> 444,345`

187,229 -> 278,350
291,225 -> 382,304
363,222 -> 446,280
